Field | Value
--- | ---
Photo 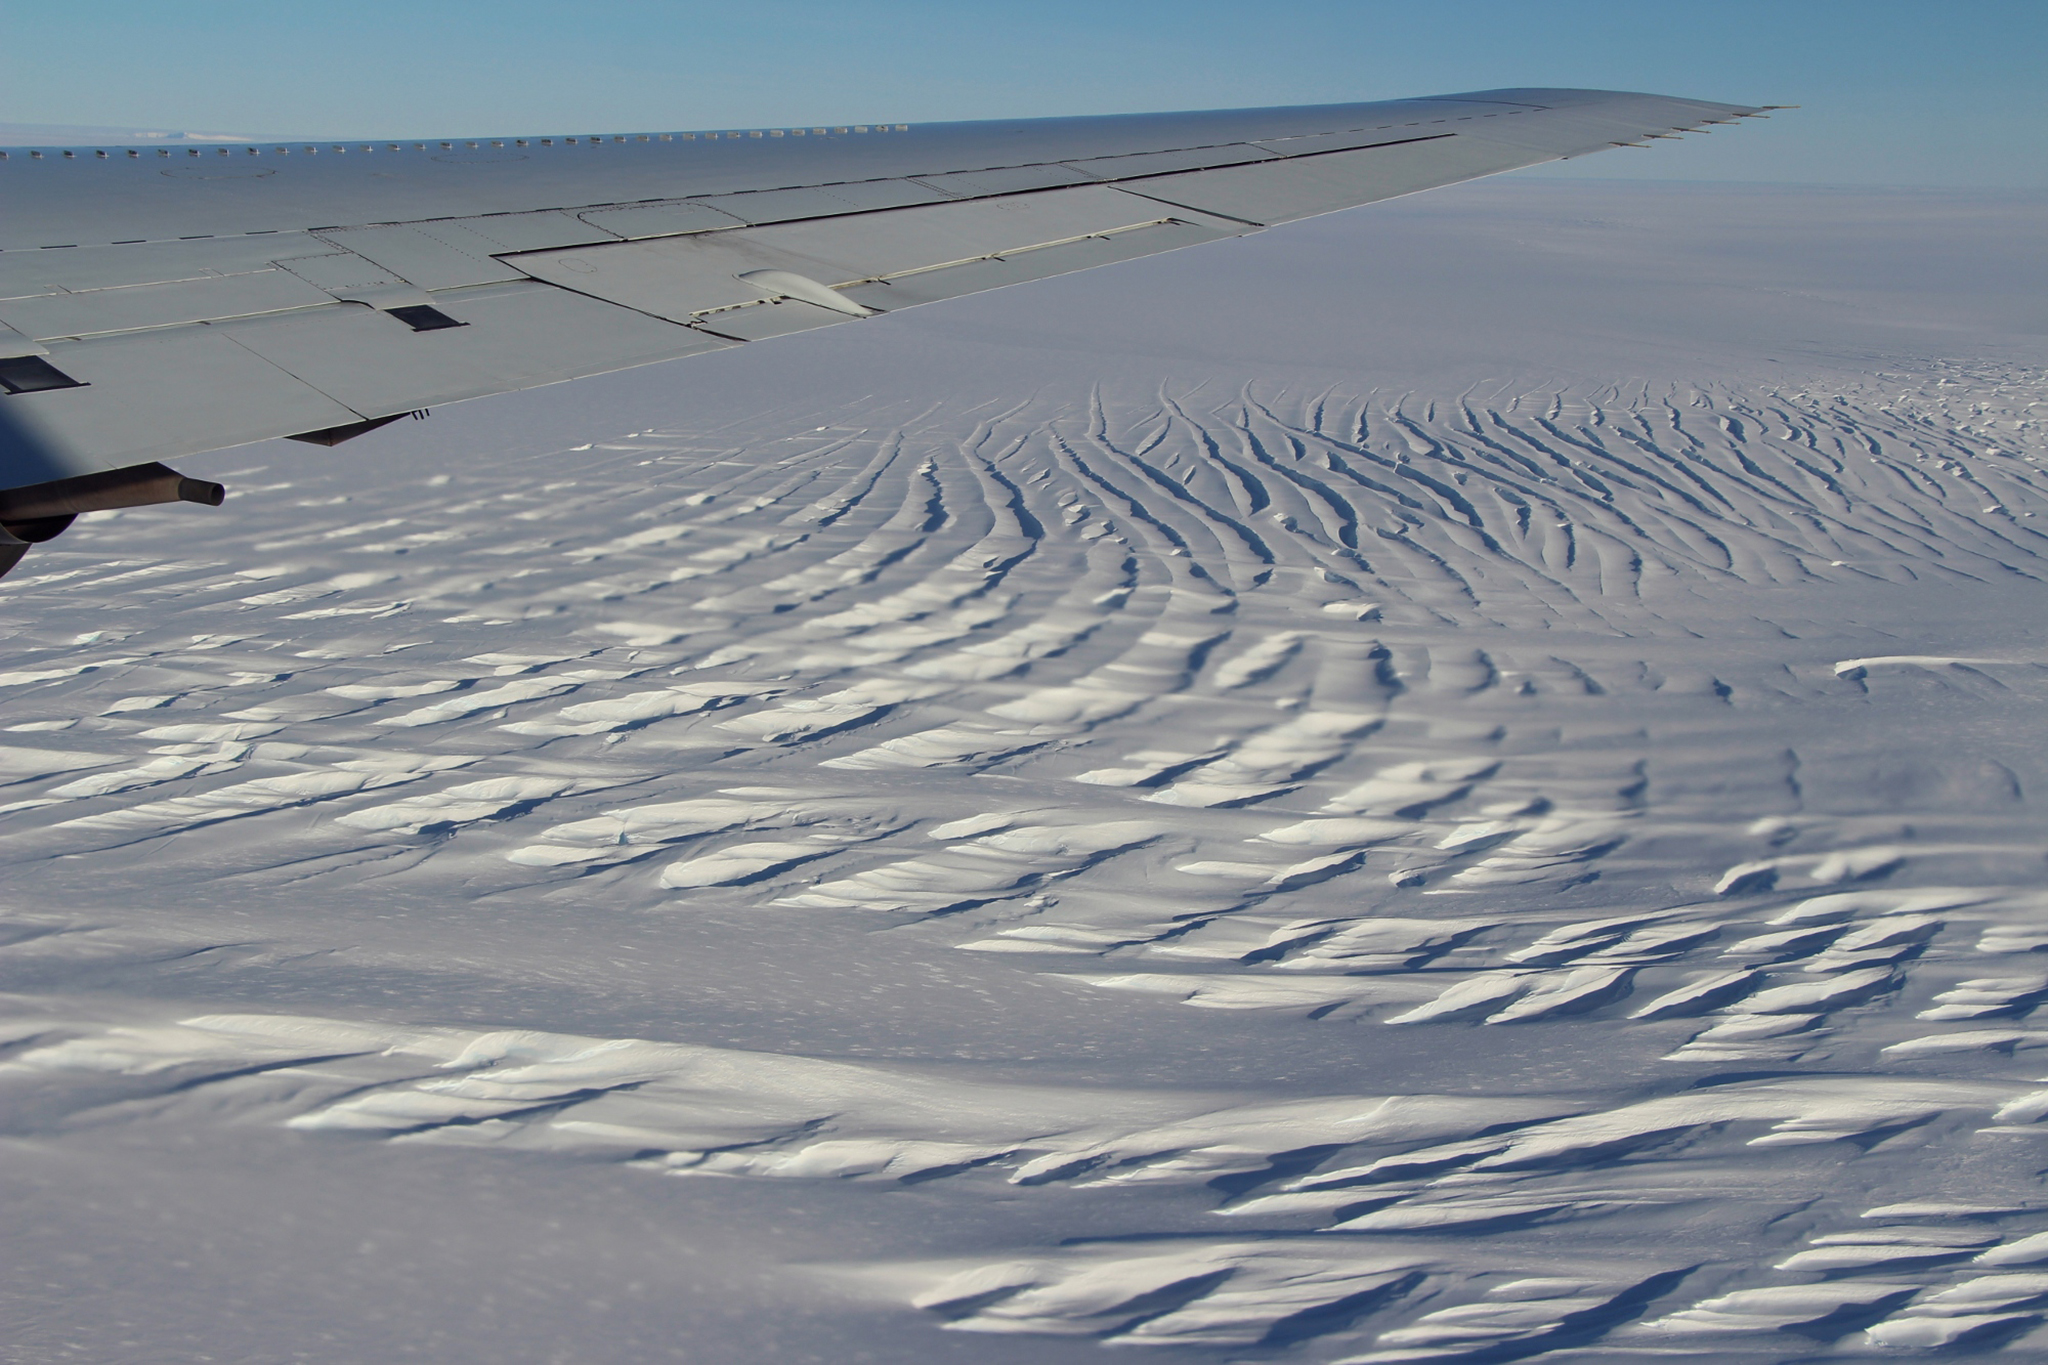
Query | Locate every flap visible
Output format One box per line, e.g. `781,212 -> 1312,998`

502,184 -> 1244,327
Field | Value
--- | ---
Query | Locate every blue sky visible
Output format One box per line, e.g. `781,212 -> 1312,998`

3,0 -> 2042,186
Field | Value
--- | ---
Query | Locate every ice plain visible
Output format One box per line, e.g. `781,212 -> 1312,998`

3,178 -> 2048,1363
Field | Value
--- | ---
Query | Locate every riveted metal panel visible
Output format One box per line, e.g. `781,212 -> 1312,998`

695,178 -> 949,226
315,213 -> 617,290
577,201 -> 747,240
506,184 -> 1224,327
691,298 -> 858,343
0,269 -> 335,341
834,218 -> 1237,312
0,233 -> 328,300
910,164 -> 1097,198
272,251 -> 431,309
219,281 -> 728,417
1118,136 -> 1538,226
1,324 -> 359,481
1062,144 -> 1284,180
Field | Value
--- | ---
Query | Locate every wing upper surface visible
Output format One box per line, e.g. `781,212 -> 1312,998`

0,88 -> 1764,497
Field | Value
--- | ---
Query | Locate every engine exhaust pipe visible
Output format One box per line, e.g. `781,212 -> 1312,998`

0,461 -> 224,524
0,462 -> 225,577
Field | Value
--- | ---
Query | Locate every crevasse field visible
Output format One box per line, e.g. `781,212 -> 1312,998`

4,179 -> 2047,1364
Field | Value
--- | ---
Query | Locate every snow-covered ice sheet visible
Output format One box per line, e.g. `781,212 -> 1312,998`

3,181 -> 2048,1363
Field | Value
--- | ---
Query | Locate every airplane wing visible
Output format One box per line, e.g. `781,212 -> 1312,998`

0,87 -> 1768,577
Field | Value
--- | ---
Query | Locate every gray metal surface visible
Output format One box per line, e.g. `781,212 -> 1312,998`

2,327 -> 358,483
1123,135 -> 1535,226
0,87 -> 1761,499
0,267 -> 335,341
220,282 -> 733,417
504,184 -> 1241,326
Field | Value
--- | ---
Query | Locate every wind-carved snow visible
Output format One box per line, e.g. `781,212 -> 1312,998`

5,193 -> 2048,1360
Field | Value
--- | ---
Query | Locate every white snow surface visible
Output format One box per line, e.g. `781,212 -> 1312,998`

3,180 -> 2048,1363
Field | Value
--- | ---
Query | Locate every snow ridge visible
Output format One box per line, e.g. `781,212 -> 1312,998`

5,358 -> 2048,1359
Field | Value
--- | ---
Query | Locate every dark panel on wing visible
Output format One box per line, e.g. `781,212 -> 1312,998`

287,412 -> 413,446
0,355 -> 86,395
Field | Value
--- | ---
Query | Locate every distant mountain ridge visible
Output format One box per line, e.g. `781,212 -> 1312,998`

0,122 -> 312,145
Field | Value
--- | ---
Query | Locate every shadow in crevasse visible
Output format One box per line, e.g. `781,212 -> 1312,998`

1397,1267 -> 1702,1365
